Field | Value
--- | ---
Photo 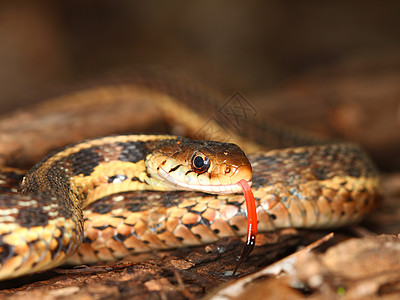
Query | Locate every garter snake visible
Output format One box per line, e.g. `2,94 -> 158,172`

0,73 -> 381,280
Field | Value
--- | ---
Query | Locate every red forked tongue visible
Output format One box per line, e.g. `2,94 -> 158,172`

233,179 -> 257,276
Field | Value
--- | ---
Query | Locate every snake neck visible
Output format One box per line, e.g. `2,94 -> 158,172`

19,135 -> 181,209
73,159 -> 176,208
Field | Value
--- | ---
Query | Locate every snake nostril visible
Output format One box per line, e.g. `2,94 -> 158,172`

224,166 -> 231,174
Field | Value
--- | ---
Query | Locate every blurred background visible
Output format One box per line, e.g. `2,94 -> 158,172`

0,1 -> 399,170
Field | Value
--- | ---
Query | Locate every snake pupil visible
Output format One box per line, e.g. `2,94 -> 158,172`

194,156 -> 204,168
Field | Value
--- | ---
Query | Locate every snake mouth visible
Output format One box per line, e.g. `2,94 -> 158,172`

151,165 -> 252,194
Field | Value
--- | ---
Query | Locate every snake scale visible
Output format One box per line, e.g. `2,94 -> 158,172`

0,72 -> 381,281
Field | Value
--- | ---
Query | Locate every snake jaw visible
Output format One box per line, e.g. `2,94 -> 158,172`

146,160 -> 252,194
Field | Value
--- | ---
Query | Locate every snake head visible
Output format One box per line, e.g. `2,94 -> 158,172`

145,138 -> 252,194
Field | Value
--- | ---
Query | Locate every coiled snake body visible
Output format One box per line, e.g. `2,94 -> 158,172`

0,74 -> 381,280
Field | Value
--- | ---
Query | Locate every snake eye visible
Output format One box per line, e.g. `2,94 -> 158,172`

191,152 -> 211,174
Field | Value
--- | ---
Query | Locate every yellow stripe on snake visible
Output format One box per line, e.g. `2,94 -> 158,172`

0,74 -> 381,281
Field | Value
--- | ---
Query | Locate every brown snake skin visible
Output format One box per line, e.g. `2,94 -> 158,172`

0,72 -> 381,280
